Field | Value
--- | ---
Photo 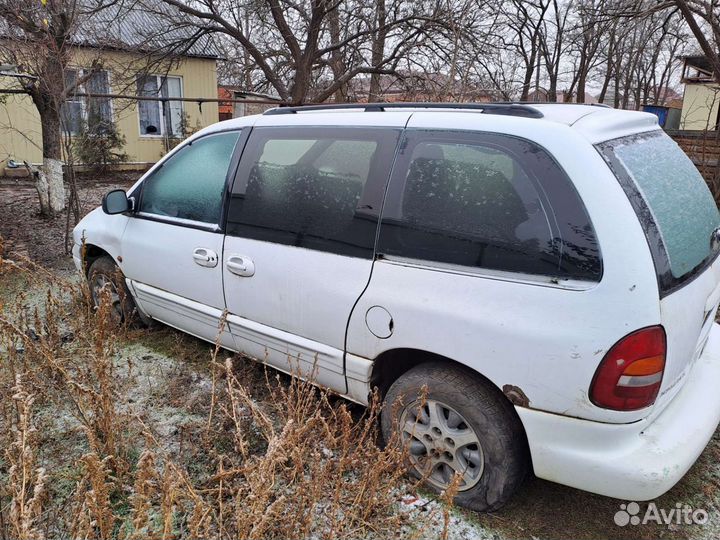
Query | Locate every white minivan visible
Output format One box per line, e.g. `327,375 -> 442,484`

73,103 -> 720,511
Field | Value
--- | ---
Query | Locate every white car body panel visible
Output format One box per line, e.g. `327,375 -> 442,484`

128,281 -> 234,349
121,217 -> 228,344
223,237 -> 370,393
72,104 -> 720,502
72,207 -> 129,266
519,323 -> 720,500
348,113 -> 662,424
221,111 -> 412,393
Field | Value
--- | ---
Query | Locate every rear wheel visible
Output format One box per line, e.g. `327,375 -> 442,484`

381,362 -> 528,512
87,256 -> 144,326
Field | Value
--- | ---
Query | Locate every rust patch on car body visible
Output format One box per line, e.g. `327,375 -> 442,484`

503,384 -> 530,407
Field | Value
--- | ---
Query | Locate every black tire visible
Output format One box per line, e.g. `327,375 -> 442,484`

87,256 -> 148,327
381,362 -> 528,512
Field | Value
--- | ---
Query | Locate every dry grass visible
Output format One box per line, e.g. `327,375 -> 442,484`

0,252 -> 453,539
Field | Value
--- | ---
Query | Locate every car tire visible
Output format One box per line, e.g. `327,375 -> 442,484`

87,256 -> 148,327
381,362 -> 528,512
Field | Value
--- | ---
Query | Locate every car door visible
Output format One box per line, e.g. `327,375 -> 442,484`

347,126 -> 606,417
121,129 -> 243,346
223,124 -> 402,392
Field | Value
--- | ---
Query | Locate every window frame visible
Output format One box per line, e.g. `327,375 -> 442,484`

62,68 -> 113,136
136,74 -> 184,138
132,128 -> 249,233
376,128 -> 603,285
225,126 -> 403,258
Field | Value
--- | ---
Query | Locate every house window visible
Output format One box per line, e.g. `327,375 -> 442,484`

61,69 -> 112,135
137,75 -> 183,137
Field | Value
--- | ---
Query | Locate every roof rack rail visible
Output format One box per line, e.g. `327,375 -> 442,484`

495,100 -> 612,109
263,102 -> 544,119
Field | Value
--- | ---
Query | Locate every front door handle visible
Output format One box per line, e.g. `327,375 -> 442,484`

226,255 -> 255,277
193,247 -> 218,268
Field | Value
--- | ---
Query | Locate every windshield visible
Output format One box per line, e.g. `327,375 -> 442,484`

600,131 -> 720,290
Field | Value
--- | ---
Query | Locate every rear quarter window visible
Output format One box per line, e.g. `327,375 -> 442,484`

599,131 -> 720,292
377,130 -> 602,281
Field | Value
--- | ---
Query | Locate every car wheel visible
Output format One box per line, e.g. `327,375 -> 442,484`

87,256 -> 145,326
381,362 -> 528,512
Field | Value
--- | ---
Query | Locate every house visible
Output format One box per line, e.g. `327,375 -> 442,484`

346,73 -> 497,103
0,4 -> 220,175
217,86 -> 281,120
526,89 -> 598,103
679,55 -> 720,130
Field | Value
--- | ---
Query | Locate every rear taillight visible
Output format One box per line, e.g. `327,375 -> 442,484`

590,326 -> 666,411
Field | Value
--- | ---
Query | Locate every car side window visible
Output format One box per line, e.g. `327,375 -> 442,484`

139,131 -> 240,224
226,127 -> 401,258
377,130 -> 602,280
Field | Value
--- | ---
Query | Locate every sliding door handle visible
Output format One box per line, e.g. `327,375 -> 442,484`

226,255 -> 255,277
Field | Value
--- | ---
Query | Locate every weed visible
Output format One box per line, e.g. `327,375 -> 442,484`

0,252 -> 447,539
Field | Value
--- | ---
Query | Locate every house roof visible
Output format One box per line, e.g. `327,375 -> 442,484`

0,0 -> 219,60
218,86 -> 282,114
682,55 -> 713,73
681,54 -> 715,85
79,0 -> 220,59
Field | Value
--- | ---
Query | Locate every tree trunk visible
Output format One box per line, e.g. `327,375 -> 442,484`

576,73 -> 586,103
576,50 -> 588,103
289,57 -> 312,105
327,8 -> 347,102
520,51 -> 536,102
547,73 -> 558,102
368,0 -> 387,102
35,97 -> 65,216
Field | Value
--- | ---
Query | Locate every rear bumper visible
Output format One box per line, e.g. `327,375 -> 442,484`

517,322 -> 720,501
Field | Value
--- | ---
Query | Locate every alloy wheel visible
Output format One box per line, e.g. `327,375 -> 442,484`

400,399 -> 485,491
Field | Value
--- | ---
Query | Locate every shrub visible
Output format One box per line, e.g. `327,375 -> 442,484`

73,121 -> 129,173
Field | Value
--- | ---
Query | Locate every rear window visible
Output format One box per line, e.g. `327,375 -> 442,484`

599,131 -> 720,290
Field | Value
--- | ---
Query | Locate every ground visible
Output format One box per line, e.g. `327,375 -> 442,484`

1,175 -> 719,539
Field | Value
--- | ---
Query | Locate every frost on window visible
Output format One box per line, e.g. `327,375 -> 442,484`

140,132 -> 240,224
613,132 -> 720,278
379,140 -> 559,276
231,137 -> 379,254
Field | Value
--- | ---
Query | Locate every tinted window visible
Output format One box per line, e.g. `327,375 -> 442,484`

600,131 -> 720,285
139,131 -> 240,224
378,130 -> 601,280
226,127 -> 401,258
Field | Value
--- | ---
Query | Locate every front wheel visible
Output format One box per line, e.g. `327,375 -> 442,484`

87,256 -> 143,326
380,362 -> 528,512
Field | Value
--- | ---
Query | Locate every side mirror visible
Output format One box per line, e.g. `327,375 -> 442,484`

102,189 -> 131,215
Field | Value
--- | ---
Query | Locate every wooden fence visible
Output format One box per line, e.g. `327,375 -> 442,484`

668,130 -> 720,193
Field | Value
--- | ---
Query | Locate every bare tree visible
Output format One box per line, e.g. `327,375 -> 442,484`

0,0 -> 207,216
537,0 -> 572,101
154,0 -> 456,104
0,0 -> 91,215
564,0 -> 614,103
494,0 -> 551,101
